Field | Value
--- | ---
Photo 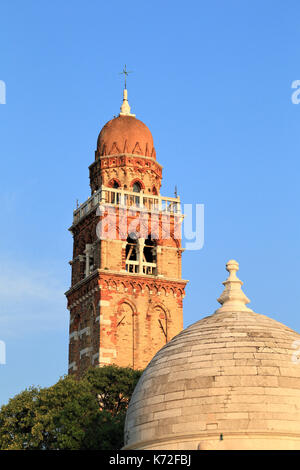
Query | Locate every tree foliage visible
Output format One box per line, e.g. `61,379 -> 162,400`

0,365 -> 142,450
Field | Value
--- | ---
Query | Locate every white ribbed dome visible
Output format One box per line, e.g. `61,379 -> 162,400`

124,261 -> 300,450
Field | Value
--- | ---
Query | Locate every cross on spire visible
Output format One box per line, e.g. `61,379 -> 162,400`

119,64 -> 133,89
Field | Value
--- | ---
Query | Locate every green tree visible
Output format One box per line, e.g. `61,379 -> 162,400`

0,365 -> 142,450
83,366 -> 142,450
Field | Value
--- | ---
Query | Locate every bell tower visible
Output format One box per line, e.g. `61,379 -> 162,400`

66,87 -> 188,377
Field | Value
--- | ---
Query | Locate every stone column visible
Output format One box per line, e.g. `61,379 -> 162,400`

138,238 -> 145,274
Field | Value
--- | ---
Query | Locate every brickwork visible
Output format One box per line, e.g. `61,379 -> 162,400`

66,270 -> 186,377
66,112 -> 187,378
89,154 -> 162,194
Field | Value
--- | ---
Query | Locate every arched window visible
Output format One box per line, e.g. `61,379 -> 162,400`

127,181 -> 142,207
143,236 -> 157,275
132,181 -> 142,193
125,235 -> 157,275
108,180 -> 120,204
125,235 -> 138,273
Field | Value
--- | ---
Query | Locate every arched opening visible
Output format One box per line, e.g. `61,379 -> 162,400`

143,236 -> 157,275
125,180 -> 143,208
125,235 -> 157,275
108,179 -> 120,204
132,181 -> 142,193
125,235 -> 139,273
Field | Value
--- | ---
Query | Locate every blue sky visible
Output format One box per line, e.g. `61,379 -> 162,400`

0,0 -> 300,406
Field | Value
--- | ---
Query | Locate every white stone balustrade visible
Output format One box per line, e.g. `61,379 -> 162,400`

73,185 -> 181,226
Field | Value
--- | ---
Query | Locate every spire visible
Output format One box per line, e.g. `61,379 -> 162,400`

215,260 -> 253,313
119,65 -> 135,117
119,88 -> 135,117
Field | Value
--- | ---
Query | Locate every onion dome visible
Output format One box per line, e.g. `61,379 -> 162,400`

124,260 -> 300,450
96,89 -> 155,159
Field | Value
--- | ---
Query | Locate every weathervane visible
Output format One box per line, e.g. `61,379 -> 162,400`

119,64 -> 133,89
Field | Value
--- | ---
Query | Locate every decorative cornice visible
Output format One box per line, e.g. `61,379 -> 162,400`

66,268 -> 188,309
90,153 -> 163,171
96,268 -> 188,285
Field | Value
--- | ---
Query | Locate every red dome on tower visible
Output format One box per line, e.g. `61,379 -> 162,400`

96,88 -> 156,159
97,115 -> 156,159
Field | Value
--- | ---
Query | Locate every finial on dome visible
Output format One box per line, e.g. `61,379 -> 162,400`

120,88 -> 135,117
119,65 -> 135,117
215,260 -> 253,313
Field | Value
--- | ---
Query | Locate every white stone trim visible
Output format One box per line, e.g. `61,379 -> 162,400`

80,347 -> 93,358
69,331 -> 78,341
99,315 -> 111,326
100,348 -> 117,358
79,326 -> 90,337
92,353 -> 99,364
99,357 -> 111,364
68,361 -> 77,371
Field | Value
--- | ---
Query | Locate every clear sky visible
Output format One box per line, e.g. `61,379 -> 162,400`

0,0 -> 300,406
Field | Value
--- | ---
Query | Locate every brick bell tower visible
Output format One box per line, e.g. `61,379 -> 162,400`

66,86 -> 188,377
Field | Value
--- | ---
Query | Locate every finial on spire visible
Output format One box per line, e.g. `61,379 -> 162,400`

119,65 -> 136,117
215,260 -> 253,313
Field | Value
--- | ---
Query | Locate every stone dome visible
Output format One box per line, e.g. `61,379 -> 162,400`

124,261 -> 300,450
97,115 -> 155,158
